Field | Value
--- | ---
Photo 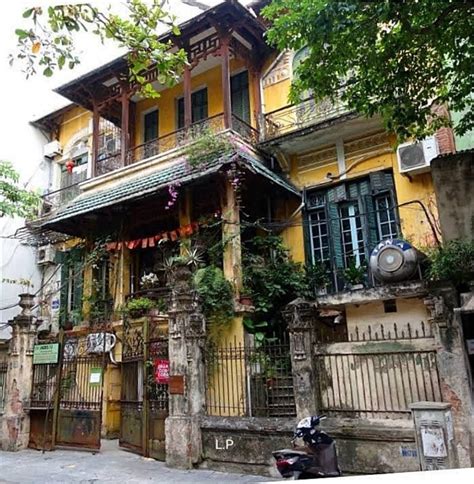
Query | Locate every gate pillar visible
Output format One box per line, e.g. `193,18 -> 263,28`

1,294 -> 38,451
165,264 -> 206,469
283,299 -> 319,419
425,287 -> 473,467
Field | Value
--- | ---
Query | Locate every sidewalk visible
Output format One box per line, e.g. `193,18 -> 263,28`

0,440 -> 273,483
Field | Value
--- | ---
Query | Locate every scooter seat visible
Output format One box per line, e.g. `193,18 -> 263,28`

272,449 -> 309,456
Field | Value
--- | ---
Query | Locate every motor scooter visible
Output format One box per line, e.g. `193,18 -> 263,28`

272,415 -> 341,479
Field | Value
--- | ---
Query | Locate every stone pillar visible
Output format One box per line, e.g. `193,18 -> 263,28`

283,299 -> 319,418
1,294 -> 38,451
166,264 -> 206,469
425,287 -> 473,467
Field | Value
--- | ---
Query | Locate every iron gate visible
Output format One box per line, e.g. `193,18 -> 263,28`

29,332 -> 108,451
120,315 -> 169,459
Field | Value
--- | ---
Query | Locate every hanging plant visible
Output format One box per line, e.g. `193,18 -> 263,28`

184,129 -> 234,168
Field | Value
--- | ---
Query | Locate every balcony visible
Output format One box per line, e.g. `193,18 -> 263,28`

95,113 -> 259,177
262,96 -> 352,142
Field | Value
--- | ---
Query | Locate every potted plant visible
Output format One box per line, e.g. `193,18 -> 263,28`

239,288 -> 253,307
125,297 -> 155,318
305,262 -> 331,296
343,259 -> 367,290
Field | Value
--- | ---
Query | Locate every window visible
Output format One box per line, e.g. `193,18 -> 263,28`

231,71 -> 250,124
375,194 -> 398,240
339,203 -> 365,267
177,88 -> 208,129
306,171 -> 398,278
309,208 -> 330,263
144,109 -> 159,143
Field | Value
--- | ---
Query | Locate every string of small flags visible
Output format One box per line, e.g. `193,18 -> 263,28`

105,222 -> 199,251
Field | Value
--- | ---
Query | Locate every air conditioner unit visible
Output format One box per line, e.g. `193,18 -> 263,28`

43,140 -> 63,159
397,137 -> 438,175
37,244 -> 56,265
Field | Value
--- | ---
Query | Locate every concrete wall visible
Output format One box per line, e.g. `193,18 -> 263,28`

200,416 -> 419,477
431,152 -> 474,242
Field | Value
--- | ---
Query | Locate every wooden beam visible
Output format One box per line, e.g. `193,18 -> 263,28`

221,35 -> 232,130
184,65 -> 192,129
120,89 -> 130,166
91,102 -> 100,178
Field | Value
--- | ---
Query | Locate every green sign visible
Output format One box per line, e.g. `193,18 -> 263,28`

33,343 -> 59,364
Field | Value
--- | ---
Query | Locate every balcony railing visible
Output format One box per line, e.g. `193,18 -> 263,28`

263,96 -> 350,141
95,113 -> 259,177
40,182 -> 84,214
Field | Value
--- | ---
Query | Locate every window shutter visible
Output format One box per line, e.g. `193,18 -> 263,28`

361,195 -> 379,252
59,253 -> 69,328
327,188 -> 344,269
72,258 -> 84,315
370,171 -> 395,194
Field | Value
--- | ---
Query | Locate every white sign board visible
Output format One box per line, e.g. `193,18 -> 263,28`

421,427 -> 447,458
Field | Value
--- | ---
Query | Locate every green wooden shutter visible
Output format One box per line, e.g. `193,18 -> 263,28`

362,194 -> 379,252
72,258 -> 84,316
59,254 -> 69,328
327,187 -> 344,269
231,71 -> 251,124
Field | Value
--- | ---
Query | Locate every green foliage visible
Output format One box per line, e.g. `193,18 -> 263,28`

305,262 -> 331,292
263,0 -> 474,140
343,259 -> 367,287
427,239 -> 474,289
13,1 -> 187,98
194,265 -> 235,327
243,235 -> 309,334
0,161 -> 40,218
184,130 -> 234,168
124,297 -> 156,317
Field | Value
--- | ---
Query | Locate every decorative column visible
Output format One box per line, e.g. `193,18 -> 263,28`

283,299 -> 319,418
221,178 -> 242,293
165,264 -> 206,469
1,294 -> 38,451
424,286 -> 473,468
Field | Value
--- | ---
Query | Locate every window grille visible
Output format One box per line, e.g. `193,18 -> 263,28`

375,194 -> 398,240
339,203 -> 365,267
309,208 -> 330,263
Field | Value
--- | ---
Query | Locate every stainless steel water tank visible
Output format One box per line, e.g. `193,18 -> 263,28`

370,239 -> 420,283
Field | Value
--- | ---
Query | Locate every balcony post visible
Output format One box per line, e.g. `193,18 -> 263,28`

220,35 -> 232,130
91,102 -> 100,178
184,65 -> 192,130
121,89 -> 130,166
250,66 -> 262,132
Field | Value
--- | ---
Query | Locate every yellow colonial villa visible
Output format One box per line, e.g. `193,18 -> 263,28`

12,0 -> 471,477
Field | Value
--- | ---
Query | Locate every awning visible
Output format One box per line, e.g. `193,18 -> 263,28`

41,150 -> 300,235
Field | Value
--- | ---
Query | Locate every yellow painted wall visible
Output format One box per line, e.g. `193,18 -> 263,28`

57,106 -> 91,150
281,130 -> 440,264
345,298 -> 429,335
134,59 -> 255,145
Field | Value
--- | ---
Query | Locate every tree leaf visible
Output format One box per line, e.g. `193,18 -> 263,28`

15,29 -> 29,39
43,67 -> 53,77
23,8 -> 34,18
32,42 -> 41,54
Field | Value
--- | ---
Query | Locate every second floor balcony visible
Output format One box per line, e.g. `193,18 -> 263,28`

262,96 -> 352,142
95,112 -> 259,177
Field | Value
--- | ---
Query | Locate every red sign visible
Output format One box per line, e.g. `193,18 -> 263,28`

154,359 -> 170,384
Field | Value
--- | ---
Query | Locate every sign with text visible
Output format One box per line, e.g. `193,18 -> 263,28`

33,343 -> 59,364
154,359 -> 170,384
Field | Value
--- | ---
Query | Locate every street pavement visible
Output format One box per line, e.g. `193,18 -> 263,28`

0,440 -> 275,483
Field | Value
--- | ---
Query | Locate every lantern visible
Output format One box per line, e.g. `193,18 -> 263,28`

65,159 -> 75,173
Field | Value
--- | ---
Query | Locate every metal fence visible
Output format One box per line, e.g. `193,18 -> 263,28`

0,361 -> 7,412
314,349 -> 442,419
206,338 -> 296,418
31,363 -> 57,408
314,321 -> 433,344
